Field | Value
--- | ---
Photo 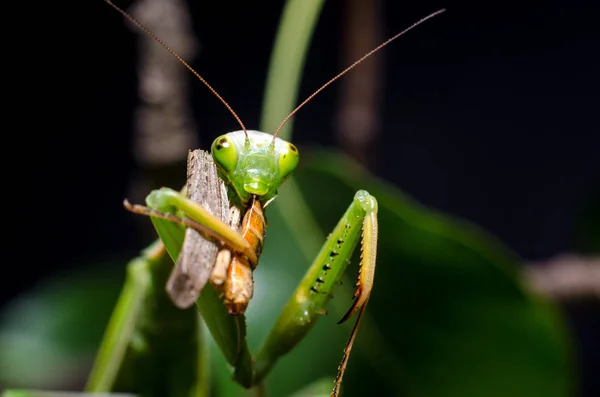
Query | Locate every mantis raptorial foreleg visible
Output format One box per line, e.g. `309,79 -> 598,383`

254,190 -> 378,386
127,188 -> 257,266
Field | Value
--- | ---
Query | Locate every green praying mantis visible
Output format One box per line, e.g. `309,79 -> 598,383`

85,1 -> 446,396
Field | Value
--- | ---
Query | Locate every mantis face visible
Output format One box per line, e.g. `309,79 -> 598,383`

211,130 -> 299,205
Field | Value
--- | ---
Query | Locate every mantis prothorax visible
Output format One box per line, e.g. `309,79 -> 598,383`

96,1 -> 445,395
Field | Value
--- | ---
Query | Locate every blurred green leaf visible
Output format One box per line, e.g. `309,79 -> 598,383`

2,391 -> 136,397
0,265 -> 123,389
288,378 -> 335,397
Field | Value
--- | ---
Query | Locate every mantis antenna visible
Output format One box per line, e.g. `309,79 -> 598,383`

103,0 -> 249,140
271,8 -> 447,141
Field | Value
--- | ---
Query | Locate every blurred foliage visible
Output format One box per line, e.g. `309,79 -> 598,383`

0,267 -> 122,389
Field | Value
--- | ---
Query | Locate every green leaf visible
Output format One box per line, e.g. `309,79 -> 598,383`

0,265 -> 123,389
2,391 -> 137,397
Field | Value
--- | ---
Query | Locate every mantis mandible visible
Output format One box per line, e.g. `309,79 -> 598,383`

94,1 -> 445,395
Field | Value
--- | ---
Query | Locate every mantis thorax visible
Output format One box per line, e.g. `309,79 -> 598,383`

211,130 -> 299,205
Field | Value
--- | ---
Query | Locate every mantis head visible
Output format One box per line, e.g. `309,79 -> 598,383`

211,130 -> 299,205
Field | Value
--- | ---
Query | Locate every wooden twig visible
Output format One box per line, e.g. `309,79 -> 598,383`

130,0 -> 199,167
335,0 -> 383,169
524,254 -> 600,301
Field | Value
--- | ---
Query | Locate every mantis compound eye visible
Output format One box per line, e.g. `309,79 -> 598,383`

278,142 -> 299,179
212,135 -> 238,173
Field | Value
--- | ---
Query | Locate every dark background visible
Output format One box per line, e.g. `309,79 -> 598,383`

6,0 -> 599,395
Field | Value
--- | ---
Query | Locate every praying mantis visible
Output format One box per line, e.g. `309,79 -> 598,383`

86,1 -> 446,396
